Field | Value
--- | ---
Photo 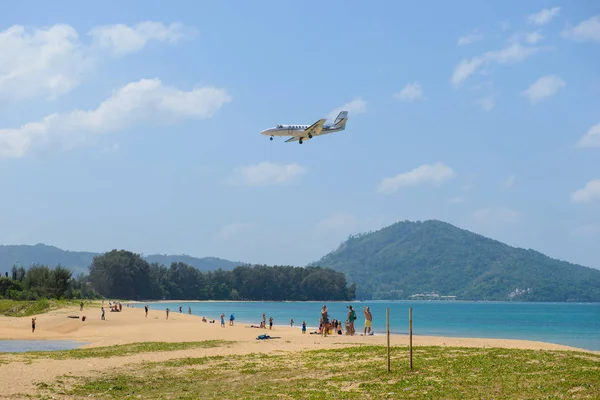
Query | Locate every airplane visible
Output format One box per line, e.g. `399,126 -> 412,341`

260,111 -> 348,144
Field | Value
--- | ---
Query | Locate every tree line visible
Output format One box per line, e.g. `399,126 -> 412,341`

1,250 -> 355,301
0,264 -> 95,300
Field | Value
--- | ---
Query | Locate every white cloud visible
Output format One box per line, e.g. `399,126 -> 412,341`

504,174 -> 516,188
525,31 -> 544,44
451,43 -> 538,86
89,22 -> 193,56
0,78 -> 231,158
475,95 -> 494,111
457,30 -> 483,46
509,31 -> 545,44
0,24 -> 90,101
562,15 -> 600,42
218,223 -> 251,239
448,196 -> 466,204
315,212 -> 358,235
472,207 -> 521,224
521,75 -> 565,104
233,162 -> 307,186
327,98 -> 366,122
575,122 -> 600,148
393,82 -> 426,102
571,180 -> 600,204
527,7 -> 561,25
377,162 -> 456,194
0,22 -> 192,101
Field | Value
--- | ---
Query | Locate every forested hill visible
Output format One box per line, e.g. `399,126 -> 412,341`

311,220 -> 600,302
0,244 -> 244,276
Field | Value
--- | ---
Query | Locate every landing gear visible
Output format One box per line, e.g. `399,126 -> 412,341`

270,136 -> 273,141
299,139 -> 303,144
308,134 -> 313,138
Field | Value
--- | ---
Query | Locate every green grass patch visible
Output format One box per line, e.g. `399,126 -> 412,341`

9,340 -> 233,361
38,345 -> 600,399
0,299 -> 60,316
0,299 -> 106,317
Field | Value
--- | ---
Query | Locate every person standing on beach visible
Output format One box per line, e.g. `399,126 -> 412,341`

363,306 -> 372,335
269,316 -> 273,330
31,317 -> 36,333
321,305 -> 329,337
302,320 -> 306,334
262,313 -> 266,328
229,313 -> 235,326
290,318 -> 294,327
220,313 -> 225,327
166,308 -> 170,319
188,307 -> 192,315
101,307 -> 105,320
347,305 -> 356,336
144,305 -> 148,318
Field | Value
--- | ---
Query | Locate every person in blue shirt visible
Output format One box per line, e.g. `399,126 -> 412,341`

229,313 -> 235,326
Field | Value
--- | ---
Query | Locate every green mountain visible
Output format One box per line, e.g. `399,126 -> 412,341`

0,244 -> 244,277
311,220 -> 600,302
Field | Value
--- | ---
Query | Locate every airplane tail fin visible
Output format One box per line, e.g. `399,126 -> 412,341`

333,111 -> 348,127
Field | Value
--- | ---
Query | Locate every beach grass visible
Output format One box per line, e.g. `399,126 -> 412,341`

0,299 -> 62,317
39,345 -> 600,399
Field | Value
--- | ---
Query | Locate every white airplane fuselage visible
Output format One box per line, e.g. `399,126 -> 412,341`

260,124 -> 345,137
260,110 -> 349,144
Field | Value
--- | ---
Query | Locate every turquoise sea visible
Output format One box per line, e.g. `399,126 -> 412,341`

145,300 -> 600,351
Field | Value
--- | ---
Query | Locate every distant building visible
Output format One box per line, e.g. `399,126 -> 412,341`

409,291 -> 456,300
508,287 -> 532,299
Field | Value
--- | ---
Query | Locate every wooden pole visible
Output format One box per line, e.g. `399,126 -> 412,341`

409,307 -> 413,369
386,307 -> 390,372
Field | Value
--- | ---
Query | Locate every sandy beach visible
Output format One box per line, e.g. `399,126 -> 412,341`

0,303 -> 594,398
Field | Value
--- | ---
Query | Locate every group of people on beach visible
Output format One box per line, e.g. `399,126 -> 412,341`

315,304 -> 373,337
93,302 -> 375,338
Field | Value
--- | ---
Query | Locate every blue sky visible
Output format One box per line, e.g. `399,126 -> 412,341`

1,1 -> 599,269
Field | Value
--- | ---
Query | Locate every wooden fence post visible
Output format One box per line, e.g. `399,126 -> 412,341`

409,307 -> 413,369
386,307 -> 391,372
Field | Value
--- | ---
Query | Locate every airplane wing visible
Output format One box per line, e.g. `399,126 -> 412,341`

305,118 -> 327,136
285,118 -> 326,143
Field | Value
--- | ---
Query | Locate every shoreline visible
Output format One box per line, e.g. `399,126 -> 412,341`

125,301 -> 600,352
128,299 -> 600,304
0,303 -> 597,354
1,305 -> 598,400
